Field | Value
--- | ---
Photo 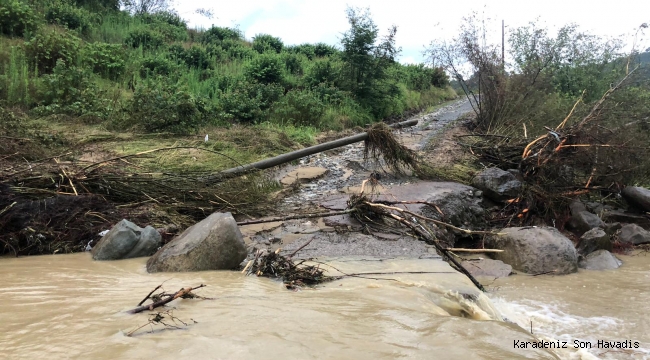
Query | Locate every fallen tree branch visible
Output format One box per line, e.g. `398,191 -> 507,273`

363,201 -> 501,236
128,284 -> 206,314
383,211 -> 486,292
237,209 -> 356,226
447,248 -> 504,253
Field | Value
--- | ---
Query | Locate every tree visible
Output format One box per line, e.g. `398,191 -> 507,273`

340,7 -> 401,117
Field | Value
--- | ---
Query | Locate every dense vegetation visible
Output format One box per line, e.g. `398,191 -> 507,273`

0,0 -> 455,135
426,15 -> 650,221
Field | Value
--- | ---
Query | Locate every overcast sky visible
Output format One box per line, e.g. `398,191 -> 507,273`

174,0 -> 649,64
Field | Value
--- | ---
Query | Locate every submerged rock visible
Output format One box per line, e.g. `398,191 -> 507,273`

460,258 -> 512,278
471,167 -> 522,202
618,224 -> 650,245
622,186 -> 650,212
577,228 -> 612,255
147,212 -> 247,272
579,250 -> 622,270
487,227 -> 578,275
91,219 -> 161,260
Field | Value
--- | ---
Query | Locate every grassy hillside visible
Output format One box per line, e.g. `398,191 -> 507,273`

0,0 -> 456,137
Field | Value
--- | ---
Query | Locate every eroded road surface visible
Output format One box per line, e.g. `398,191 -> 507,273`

240,99 -> 475,259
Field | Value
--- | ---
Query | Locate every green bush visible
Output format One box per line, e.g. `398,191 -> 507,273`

45,1 -> 94,34
136,10 -> 186,28
182,46 -> 211,69
286,44 -> 315,60
129,78 -> 211,133
219,39 -> 255,60
313,42 -> 338,57
303,58 -> 341,87
81,42 -> 126,80
25,28 -> 81,74
0,0 -> 38,37
139,54 -> 178,77
270,89 -> 325,126
244,53 -> 284,84
201,26 -> 242,44
124,27 -> 165,50
252,33 -> 283,54
282,52 -> 304,75
34,59 -> 108,117
219,81 -> 283,123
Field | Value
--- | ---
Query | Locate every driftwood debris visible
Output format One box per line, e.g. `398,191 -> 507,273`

128,284 -> 207,314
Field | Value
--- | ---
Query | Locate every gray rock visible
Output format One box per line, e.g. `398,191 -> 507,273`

471,167 -> 522,202
604,222 -> 622,236
579,250 -> 622,270
577,228 -> 612,255
146,212 -> 247,272
618,224 -> 650,245
460,259 -> 512,278
601,210 -> 650,230
487,227 -> 578,275
569,200 -> 587,216
418,183 -> 486,229
568,211 -> 605,234
622,186 -> 650,212
91,219 -> 161,260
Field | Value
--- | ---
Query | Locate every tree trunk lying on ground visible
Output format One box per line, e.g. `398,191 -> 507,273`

205,119 -> 419,182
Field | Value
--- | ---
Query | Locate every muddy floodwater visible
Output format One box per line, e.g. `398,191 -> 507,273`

1,253 -> 649,360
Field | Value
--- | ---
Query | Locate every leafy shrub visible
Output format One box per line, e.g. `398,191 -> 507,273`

81,42 -> 126,80
313,42 -> 338,57
201,26 -> 242,44
303,58 -> 342,87
45,1 -> 94,34
25,28 -> 81,74
270,89 -> 325,126
286,44 -> 315,60
220,39 -> 255,60
129,78 -> 211,133
401,64 -> 449,91
282,52 -> 304,75
0,0 -> 38,37
34,59 -> 108,117
182,46 -> 211,69
136,10 -> 186,28
124,27 -> 165,50
219,81 -> 283,123
244,53 -> 284,84
252,33 -> 283,54
139,54 -> 178,77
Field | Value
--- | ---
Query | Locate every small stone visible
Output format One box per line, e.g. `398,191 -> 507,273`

619,224 -> 650,245
577,228 -> 611,255
579,250 -> 622,270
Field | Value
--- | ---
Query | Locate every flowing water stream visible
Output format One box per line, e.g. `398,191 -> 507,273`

1,252 -> 648,360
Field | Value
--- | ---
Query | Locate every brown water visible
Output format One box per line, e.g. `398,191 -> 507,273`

1,253 -> 648,360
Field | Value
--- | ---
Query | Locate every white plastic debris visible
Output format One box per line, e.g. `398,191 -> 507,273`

98,230 -> 109,237
205,134 -> 209,142
84,240 -> 93,251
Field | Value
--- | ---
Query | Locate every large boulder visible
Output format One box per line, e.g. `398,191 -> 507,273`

568,211 -> 605,234
579,250 -> 622,270
622,186 -> 650,212
577,228 -> 612,255
147,212 -> 247,272
618,224 -> 650,245
91,219 -> 161,260
471,167 -> 522,202
487,227 -> 578,275
417,182 -> 486,229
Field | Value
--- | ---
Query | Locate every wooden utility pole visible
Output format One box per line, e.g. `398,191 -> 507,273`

502,20 -> 505,70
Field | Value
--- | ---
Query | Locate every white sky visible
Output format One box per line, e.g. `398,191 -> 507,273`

173,0 -> 650,64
